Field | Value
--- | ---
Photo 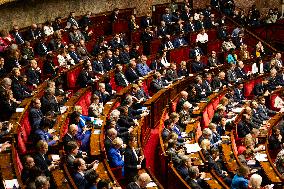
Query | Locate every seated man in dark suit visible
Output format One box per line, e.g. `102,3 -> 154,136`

149,72 -> 164,94
94,83 -> 111,104
33,140 -> 57,177
173,32 -> 188,48
29,98 -> 44,131
26,59 -> 41,88
257,96 -> 276,121
267,68 -> 279,91
176,91 -> 188,113
233,83 -> 245,103
62,124 -> 80,150
104,128 -> 118,153
72,158 -> 99,189
237,114 -> 252,138
166,63 -> 178,82
194,75 -> 207,100
253,79 -> 269,96
26,23 -> 42,41
114,64 -> 129,87
11,68 -> 32,101
207,51 -> 220,67
140,12 -> 153,29
35,36 -> 50,57
125,59 -> 139,83
211,71 -> 227,91
126,173 -> 151,189
68,44 -> 82,64
177,156 -> 192,179
76,64 -> 95,88
185,166 -> 206,189
103,50 -> 115,71
190,44 -> 203,59
235,60 -> 248,80
11,25 -> 24,45
92,53 -> 105,75
191,55 -> 206,73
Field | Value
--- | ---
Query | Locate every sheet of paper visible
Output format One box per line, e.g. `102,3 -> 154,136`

93,130 -> 101,134
231,107 -> 244,113
184,143 -> 201,153
146,181 -> 157,187
94,119 -> 103,125
16,108 -> 24,113
255,153 -> 267,162
106,101 -> 113,105
51,154 -> 60,161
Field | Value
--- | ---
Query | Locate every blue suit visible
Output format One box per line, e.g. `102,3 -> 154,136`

76,115 -> 92,151
173,37 -> 188,48
136,63 -> 151,77
108,147 -> 124,168
34,129 -> 56,146
231,175 -> 248,189
69,51 -> 81,63
73,172 -> 88,189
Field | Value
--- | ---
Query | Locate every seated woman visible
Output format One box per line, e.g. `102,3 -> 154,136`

34,118 -> 59,146
88,94 -> 103,118
57,48 -> 75,70
108,137 -> 124,168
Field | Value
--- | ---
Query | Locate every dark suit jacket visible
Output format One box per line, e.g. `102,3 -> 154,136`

211,77 -> 227,90
235,67 -> 247,79
125,68 -> 139,83
237,120 -> 252,138
190,48 -> 203,58
92,60 -> 105,74
62,133 -> 77,150
177,165 -> 189,179
103,57 -> 114,71
94,91 -> 110,105
124,146 -> 140,180
276,74 -> 284,86
11,32 -> 24,44
140,17 -> 152,28
267,76 -> 278,91
73,171 -> 90,189
157,26 -> 169,38
115,72 -> 128,87
253,83 -> 267,96
149,79 -> 164,94
33,152 -> 51,176
29,108 -> 43,131
166,69 -> 178,82
185,177 -> 203,189
41,95 -> 60,115
208,56 -> 220,67
26,29 -> 42,41
69,51 -> 81,64
26,68 -> 41,85
191,61 -> 205,73
233,88 -> 245,102
150,60 -> 164,71
120,51 -> 130,64
12,77 -> 31,101
76,70 -> 92,88
126,182 -> 140,189
35,42 -> 48,56
43,60 -> 57,76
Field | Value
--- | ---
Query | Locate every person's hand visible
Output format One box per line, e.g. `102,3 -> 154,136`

137,164 -> 142,169
48,164 -> 56,171
128,127 -> 134,133
48,129 -> 55,134
53,135 -> 59,141
200,172 -> 206,179
1,141 -> 11,152
92,161 -> 99,170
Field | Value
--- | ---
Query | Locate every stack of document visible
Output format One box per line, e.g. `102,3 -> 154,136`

3,179 -> 19,189
184,143 -> 201,153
